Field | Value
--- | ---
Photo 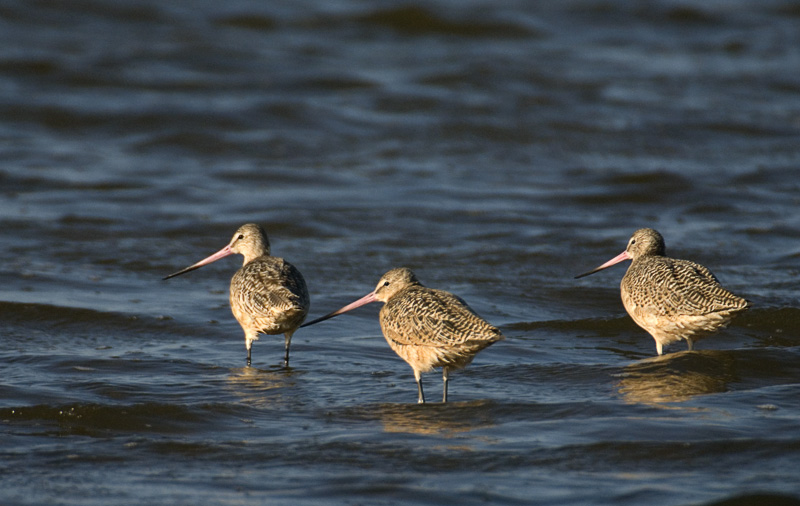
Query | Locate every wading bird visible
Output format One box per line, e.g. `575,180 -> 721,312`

576,228 -> 749,355
302,267 -> 504,403
164,223 -> 309,367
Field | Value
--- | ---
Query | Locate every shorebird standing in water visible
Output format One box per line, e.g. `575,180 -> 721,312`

576,228 -> 749,355
164,223 -> 309,367
302,267 -> 504,403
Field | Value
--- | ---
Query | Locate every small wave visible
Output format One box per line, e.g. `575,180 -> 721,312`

0,402 -> 232,436
356,6 -> 535,38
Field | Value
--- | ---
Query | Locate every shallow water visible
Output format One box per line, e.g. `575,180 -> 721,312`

2,0 -> 800,505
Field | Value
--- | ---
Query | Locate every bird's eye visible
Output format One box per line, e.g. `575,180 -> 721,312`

383,281 -> 390,287
237,234 -> 244,240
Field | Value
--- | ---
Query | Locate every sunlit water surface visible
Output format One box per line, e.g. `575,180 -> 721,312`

2,1 -> 800,505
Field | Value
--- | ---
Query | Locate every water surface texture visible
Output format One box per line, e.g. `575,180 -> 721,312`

2,1 -> 800,505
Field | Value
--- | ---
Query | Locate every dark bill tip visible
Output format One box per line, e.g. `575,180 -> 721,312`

163,263 -> 203,280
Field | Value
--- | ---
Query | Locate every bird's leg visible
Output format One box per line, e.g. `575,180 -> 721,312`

415,370 -> 425,404
655,341 -> 664,356
442,367 -> 449,403
686,338 -> 694,352
245,332 -> 255,367
283,331 -> 294,368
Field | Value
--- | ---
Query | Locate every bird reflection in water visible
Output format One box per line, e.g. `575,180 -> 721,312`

341,400 -> 497,436
225,366 -> 300,408
616,350 -> 737,407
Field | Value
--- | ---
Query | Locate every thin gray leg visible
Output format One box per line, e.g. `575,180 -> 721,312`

284,332 -> 294,367
442,367 -> 449,403
416,374 -> 425,404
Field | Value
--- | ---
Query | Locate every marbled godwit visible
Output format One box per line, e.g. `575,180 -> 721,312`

576,228 -> 749,355
164,223 -> 309,367
302,267 -> 504,403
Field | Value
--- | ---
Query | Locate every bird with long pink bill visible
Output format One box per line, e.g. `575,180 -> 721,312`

575,228 -> 749,355
302,267 -> 504,403
163,223 -> 309,367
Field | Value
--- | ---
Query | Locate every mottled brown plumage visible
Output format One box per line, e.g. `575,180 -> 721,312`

576,228 -> 749,355
302,267 -> 504,403
164,223 -> 309,366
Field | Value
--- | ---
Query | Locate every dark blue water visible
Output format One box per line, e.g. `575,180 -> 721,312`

2,1 -> 800,504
